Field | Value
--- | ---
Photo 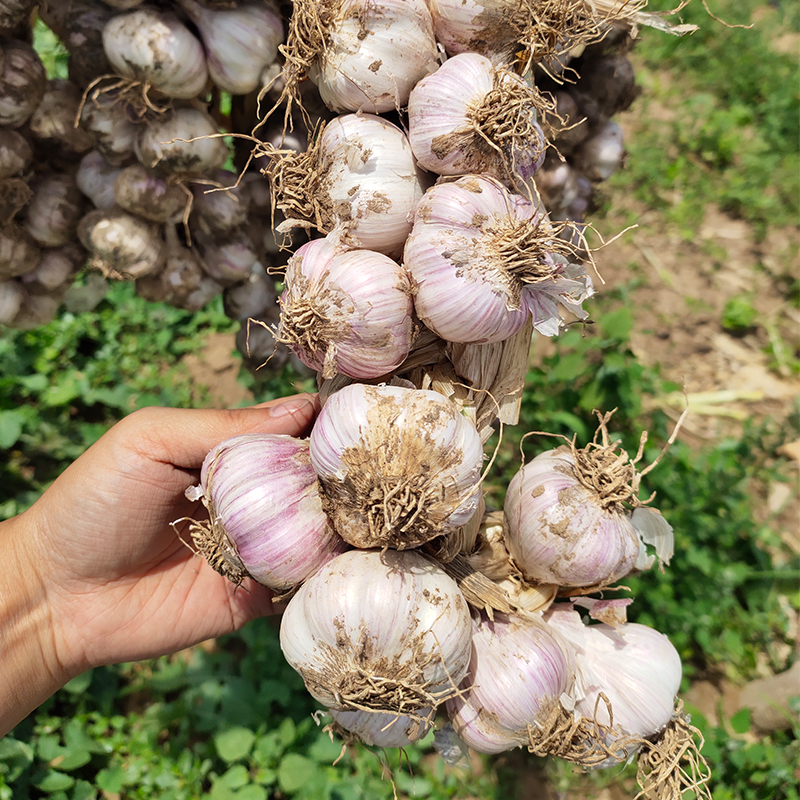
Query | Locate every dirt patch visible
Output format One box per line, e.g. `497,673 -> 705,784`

182,332 -> 253,408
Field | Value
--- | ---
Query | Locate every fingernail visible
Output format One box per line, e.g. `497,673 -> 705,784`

268,397 -> 314,418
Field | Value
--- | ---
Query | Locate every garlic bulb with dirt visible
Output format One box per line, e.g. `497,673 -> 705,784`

280,549 -> 472,715
286,0 -> 439,113
0,41 -> 47,128
222,264 -> 276,322
0,129 -> 33,179
24,174 -> 85,248
309,383 -> 483,550
329,707 -> 433,748
408,53 -> 547,190
278,235 -> 414,379
503,414 -> 674,588
573,121 -> 626,182
78,208 -> 165,280
9,293 -> 61,331
113,164 -> 187,224
27,79 -> 94,158
193,229 -> 258,285
135,107 -> 228,176
0,0 -> 36,37
0,226 -> 40,280
0,279 -> 25,326
446,612 -> 572,754
191,171 -> 250,236
178,0 -> 283,96
22,244 -> 84,292
404,175 -> 593,343
545,604 -> 682,744
102,10 -> 208,99
77,151 -> 123,211
184,433 -> 346,590
79,93 -> 140,166
266,114 -> 426,257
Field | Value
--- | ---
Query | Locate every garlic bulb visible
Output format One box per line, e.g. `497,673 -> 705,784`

27,79 -> 94,157
309,384 -> 483,550
185,434 -> 346,590
0,0 -> 36,37
293,0 -> 439,113
329,707 -> 433,748
191,171 -> 250,236
103,10 -> 208,99
79,93 -> 140,166
22,244 -> 84,292
9,293 -> 61,331
0,226 -> 40,280
178,0 -> 283,95
24,174 -> 85,248
0,280 -> 25,326
77,152 -> 123,211
278,235 -> 414,379
404,175 -> 593,343
546,605 -> 682,741
504,443 -> 642,588
280,549 -> 472,714
267,114 -> 426,257
0,129 -> 33,179
0,41 -> 47,128
408,53 -> 546,189
193,230 -> 258,285
78,209 -> 165,280
113,165 -> 187,224
222,264 -> 277,322
573,121 -> 626,182
135,107 -> 228,176
446,612 -> 572,754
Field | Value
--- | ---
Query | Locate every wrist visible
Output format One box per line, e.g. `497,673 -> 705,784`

0,510 -> 74,737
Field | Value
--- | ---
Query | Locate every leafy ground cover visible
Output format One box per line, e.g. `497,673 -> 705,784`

2,1 -> 798,797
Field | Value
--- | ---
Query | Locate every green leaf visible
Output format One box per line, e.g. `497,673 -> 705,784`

730,708 -> 751,734
308,734 -> 345,764
254,768 -> 276,786
236,786 -> 267,800
63,671 -> 93,695
215,727 -> 256,763
95,766 -> 125,794
221,765 -> 250,789
0,410 -> 25,449
0,738 -> 34,782
35,771 -> 75,793
71,780 -> 96,800
600,307 -> 633,341
55,750 -> 92,771
277,754 -> 314,793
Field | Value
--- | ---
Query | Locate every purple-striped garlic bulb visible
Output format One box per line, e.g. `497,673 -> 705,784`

408,53 -> 547,190
278,235 -> 414,379
446,612 -> 572,753
404,175 -> 593,343
266,114 -> 427,258
309,384 -> 483,550
329,707 -> 433,748
185,433 -> 346,590
280,550 -> 472,715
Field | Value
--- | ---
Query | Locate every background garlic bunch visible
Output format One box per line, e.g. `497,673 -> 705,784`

2,2 -> 711,796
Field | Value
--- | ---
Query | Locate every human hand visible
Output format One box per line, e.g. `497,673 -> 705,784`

0,394 -> 317,735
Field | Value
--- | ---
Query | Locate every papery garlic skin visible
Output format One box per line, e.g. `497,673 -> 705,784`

504,446 -> 641,588
329,707 -> 433,747
189,434 -> 346,590
446,612 -> 572,754
280,550 -> 472,713
279,236 -> 414,379
404,175 -> 593,343
103,10 -> 208,99
179,0 -> 283,95
408,53 -> 546,187
309,0 -> 439,113
545,605 -> 682,741
310,384 -> 483,550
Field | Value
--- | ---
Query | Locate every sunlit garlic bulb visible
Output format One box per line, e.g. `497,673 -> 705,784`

404,175 -> 593,343
328,707 -> 433,747
309,384 -> 483,550
278,235 -> 414,379
266,114 -> 426,258
280,550 -> 472,715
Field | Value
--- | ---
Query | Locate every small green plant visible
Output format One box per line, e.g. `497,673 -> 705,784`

721,294 -> 758,332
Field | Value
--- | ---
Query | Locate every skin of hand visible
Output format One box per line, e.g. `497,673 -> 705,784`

0,394 -> 318,736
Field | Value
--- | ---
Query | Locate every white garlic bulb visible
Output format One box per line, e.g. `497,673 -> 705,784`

304,0 -> 439,113
77,151 -> 123,211
79,94 -> 140,167
329,707 -> 433,748
408,52 -> 546,189
24,174 -> 85,249
178,0 -> 283,96
0,279 -> 25,326
113,165 -> 187,224
268,114 -> 426,258
0,226 -> 40,281
103,10 -> 208,99
404,175 -> 593,343
309,383 -> 483,550
278,235 -> 414,379
280,550 -> 472,715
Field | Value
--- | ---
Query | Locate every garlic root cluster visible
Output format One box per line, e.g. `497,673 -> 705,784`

4,3 -> 710,797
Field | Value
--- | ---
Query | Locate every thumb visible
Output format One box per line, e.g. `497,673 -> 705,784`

117,394 -> 319,470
